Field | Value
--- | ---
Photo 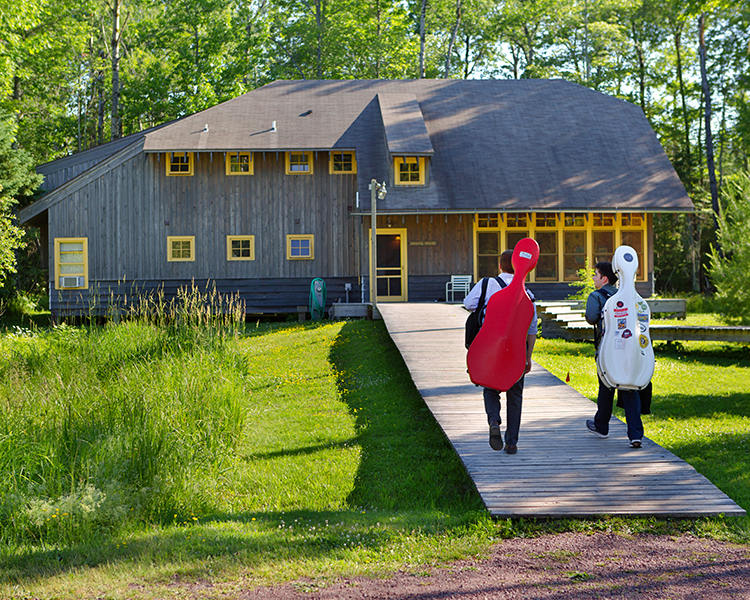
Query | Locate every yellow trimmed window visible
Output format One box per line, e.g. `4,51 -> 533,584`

394,156 -> 425,185
167,236 -> 195,262
287,235 -> 314,260
227,235 -> 255,261
329,151 -> 357,174
226,152 -> 254,175
167,152 -> 194,176
54,238 -> 88,290
286,151 -> 313,174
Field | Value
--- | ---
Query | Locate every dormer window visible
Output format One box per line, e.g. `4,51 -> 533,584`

394,156 -> 426,186
167,152 -> 194,176
226,152 -> 254,175
286,151 -> 313,174
329,151 -> 357,174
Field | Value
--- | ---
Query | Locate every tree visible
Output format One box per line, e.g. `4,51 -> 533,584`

0,114 -> 43,283
708,172 -> 750,322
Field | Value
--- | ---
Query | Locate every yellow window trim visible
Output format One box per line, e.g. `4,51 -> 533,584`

286,151 -> 313,175
394,156 -> 426,186
166,152 -> 194,176
225,152 -> 254,176
287,234 -> 314,260
329,151 -> 357,174
472,212 -> 648,283
54,237 -> 88,290
167,236 -> 196,262
227,235 -> 256,261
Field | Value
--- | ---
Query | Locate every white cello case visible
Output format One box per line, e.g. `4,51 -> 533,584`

596,245 -> 655,390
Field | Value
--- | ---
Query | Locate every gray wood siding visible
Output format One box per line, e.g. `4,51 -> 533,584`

48,151 -> 360,312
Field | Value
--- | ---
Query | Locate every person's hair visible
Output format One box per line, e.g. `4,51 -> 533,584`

594,261 -> 617,285
499,249 -> 514,274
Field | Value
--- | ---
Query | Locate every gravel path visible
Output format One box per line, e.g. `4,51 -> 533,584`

232,533 -> 750,599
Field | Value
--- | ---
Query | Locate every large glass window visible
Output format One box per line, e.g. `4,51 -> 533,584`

477,213 -> 499,228
621,230 -> 645,279
592,231 -> 614,264
535,231 -> 558,280
564,231 -> 587,281
477,231 -> 500,278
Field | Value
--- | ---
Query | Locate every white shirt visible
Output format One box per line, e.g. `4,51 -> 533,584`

463,273 -> 538,335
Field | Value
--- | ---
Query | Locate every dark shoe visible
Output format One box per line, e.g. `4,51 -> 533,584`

629,439 -> 642,449
586,419 -> 608,439
489,421 -> 503,451
505,444 -> 517,455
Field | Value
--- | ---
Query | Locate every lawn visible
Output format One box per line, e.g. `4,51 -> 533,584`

0,315 -> 748,599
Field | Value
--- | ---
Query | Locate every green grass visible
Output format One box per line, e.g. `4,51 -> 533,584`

1,315 -> 749,599
533,336 -> 750,519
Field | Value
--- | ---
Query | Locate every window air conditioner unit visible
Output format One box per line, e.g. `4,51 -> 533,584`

60,276 -> 85,288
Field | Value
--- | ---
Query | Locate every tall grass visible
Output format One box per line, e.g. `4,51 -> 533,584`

0,284 -> 248,546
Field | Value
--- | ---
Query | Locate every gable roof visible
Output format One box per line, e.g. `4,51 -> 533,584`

21,79 -> 693,225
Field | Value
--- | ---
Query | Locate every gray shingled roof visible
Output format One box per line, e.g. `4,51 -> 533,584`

73,80 -> 699,213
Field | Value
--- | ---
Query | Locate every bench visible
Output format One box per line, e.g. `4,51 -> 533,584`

445,275 -> 473,303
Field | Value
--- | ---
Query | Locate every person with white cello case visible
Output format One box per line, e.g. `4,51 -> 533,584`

585,246 -> 655,448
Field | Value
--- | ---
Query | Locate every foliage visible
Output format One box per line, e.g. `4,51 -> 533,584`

708,172 -> 750,323
565,259 -> 596,302
0,113 -> 43,284
1,0 -> 749,297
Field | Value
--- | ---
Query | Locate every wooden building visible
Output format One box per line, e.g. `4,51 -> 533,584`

18,79 -> 694,317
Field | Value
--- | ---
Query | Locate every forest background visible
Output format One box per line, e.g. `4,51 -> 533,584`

0,0 -> 749,303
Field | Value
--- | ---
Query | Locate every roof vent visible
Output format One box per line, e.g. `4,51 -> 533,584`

271,121 -> 277,132
203,124 -> 209,132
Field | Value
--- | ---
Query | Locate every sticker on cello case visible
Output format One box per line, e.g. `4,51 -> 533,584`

622,329 -> 633,339
637,313 -> 649,322
639,335 -> 649,348
639,322 -> 647,333
617,318 -> 627,329
519,251 -> 532,259
615,339 -> 626,349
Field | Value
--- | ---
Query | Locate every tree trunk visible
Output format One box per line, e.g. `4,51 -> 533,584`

443,0 -> 461,78
699,13 -> 721,257
419,0 -> 427,78
315,0 -> 324,78
673,25 -> 691,175
631,22 -> 646,113
111,0 -> 121,141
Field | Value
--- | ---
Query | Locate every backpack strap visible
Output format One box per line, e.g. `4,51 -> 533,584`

593,287 -> 614,349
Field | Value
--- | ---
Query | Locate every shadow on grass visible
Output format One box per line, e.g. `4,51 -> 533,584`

329,320 -> 483,513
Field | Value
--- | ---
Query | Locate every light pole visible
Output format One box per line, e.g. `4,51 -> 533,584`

369,179 -> 387,312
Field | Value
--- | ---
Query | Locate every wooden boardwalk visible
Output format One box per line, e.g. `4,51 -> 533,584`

377,303 -> 745,518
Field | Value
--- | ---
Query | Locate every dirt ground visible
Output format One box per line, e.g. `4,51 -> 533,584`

228,533 -> 750,599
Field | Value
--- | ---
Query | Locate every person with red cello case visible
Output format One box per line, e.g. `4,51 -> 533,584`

464,239 -> 540,454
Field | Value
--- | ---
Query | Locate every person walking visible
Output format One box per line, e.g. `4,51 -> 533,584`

464,249 -> 537,454
585,261 -> 644,448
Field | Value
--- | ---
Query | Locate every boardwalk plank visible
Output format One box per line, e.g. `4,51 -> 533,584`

378,303 -> 745,518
